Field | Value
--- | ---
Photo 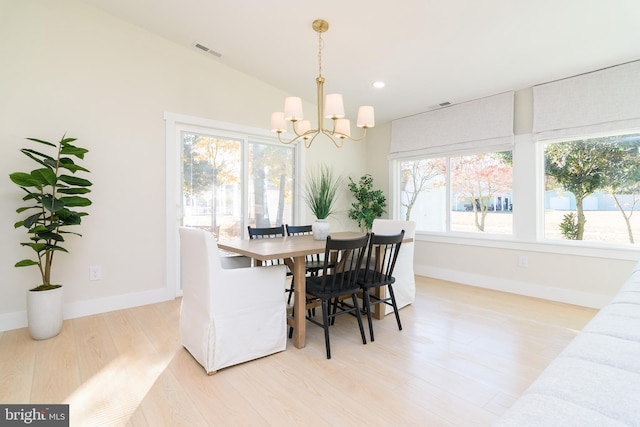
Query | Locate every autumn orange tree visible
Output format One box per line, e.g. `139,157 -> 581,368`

451,153 -> 512,231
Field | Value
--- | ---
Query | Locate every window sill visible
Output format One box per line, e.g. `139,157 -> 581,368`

416,231 -> 640,261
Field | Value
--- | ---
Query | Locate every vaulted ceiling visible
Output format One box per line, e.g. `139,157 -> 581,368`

80,0 -> 640,124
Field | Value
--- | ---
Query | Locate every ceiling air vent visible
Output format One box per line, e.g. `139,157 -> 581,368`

193,42 -> 222,58
439,102 -> 451,107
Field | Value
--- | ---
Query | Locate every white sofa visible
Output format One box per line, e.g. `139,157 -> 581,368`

495,262 -> 640,426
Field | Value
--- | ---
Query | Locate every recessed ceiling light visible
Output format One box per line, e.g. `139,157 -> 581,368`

373,81 -> 385,89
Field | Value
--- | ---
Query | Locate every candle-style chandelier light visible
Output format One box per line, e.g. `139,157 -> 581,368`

270,19 -> 375,148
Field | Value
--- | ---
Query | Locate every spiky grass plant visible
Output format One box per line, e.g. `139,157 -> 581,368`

303,164 -> 343,220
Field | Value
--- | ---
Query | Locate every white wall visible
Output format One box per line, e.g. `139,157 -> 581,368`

0,0 -> 367,330
364,121 -> 393,220
302,133 -> 368,233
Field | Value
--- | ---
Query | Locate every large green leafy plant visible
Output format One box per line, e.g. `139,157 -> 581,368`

348,174 -> 386,231
304,164 -> 343,220
9,136 -> 92,291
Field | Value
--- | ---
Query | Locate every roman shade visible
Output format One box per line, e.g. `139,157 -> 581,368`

532,60 -> 640,141
390,91 -> 514,158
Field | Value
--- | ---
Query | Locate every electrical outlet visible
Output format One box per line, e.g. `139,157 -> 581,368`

518,255 -> 528,268
90,265 -> 102,281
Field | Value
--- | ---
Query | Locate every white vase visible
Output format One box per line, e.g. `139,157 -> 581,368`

27,286 -> 64,340
312,219 -> 330,240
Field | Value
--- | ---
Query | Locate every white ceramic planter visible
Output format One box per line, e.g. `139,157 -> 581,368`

312,219 -> 330,240
27,286 -> 64,340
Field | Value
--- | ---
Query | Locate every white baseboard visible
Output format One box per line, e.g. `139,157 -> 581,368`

0,311 -> 28,333
0,287 -> 176,333
415,265 -> 611,309
1,266 -> 609,333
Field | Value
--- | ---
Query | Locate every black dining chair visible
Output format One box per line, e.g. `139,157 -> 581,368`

247,225 -> 285,240
357,231 -> 405,342
285,224 -> 325,277
301,234 -> 370,359
285,224 -> 326,314
247,225 -> 293,300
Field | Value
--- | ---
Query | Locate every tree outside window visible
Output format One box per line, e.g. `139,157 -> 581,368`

399,158 -> 446,223
248,142 -> 294,228
182,131 -> 295,240
398,151 -> 513,234
451,152 -> 513,233
182,133 -> 241,239
544,133 -> 640,244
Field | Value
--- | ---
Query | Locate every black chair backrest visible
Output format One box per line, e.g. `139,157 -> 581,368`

285,224 -> 313,236
248,225 -> 285,239
318,234 -> 369,293
362,231 -> 405,285
286,224 -> 323,269
247,225 -> 286,267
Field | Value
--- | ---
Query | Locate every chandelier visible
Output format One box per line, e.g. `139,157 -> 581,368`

270,19 -> 375,148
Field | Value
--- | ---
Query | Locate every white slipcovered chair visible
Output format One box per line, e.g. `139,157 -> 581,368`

178,227 -> 287,375
371,219 -> 417,314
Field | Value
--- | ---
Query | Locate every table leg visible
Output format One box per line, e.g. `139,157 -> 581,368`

285,256 -> 306,348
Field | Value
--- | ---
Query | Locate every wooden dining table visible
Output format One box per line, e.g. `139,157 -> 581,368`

217,231 -> 362,349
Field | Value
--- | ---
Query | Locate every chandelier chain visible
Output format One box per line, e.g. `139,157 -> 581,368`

317,28 -> 323,78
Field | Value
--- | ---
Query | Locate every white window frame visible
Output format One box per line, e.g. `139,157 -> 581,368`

537,129 -> 640,249
391,147 -> 515,238
164,112 -> 303,297
389,133 -> 639,262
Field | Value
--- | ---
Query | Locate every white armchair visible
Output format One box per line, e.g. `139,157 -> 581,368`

178,227 -> 287,375
371,219 -> 417,314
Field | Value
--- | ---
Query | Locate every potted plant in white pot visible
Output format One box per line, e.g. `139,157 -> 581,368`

303,164 -> 343,240
9,135 -> 92,340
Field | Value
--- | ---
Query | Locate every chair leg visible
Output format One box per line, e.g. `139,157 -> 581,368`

362,288 -> 375,342
287,278 -> 294,305
387,284 -> 402,331
330,297 -> 339,325
321,299 -> 331,359
352,294 -> 367,345
288,303 -> 294,339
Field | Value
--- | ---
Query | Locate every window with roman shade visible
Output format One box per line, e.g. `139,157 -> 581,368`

390,91 -> 515,158
532,60 -> 640,141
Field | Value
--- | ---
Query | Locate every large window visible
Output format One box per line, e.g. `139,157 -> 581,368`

165,113 -> 300,296
181,129 -> 296,241
543,131 -> 640,245
398,150 -> 513,235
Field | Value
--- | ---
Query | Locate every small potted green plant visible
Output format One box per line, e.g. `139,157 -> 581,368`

9,135 -> 92,340
348,174 -> 387,231
303,164 -> 343,240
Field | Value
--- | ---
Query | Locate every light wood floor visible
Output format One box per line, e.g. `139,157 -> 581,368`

0,277 -> 596,426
